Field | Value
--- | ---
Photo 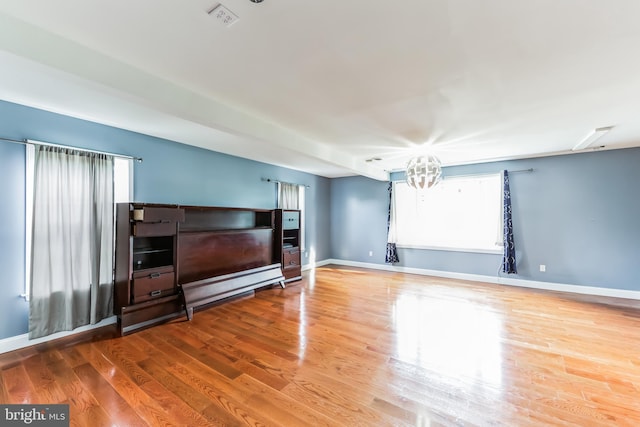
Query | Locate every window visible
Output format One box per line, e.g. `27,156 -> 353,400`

113,157 -> 133,203
394,173 -> 503,253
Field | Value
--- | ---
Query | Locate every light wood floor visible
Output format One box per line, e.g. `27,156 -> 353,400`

2,265 -> 640,426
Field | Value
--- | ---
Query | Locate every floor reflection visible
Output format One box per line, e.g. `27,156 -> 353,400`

394,294 -> 503,390
298,293 -> 307,361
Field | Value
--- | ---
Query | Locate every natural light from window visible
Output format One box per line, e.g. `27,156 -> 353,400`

394,173 -> 503,253
114,157 -> 132,203
393,293 -> 504,391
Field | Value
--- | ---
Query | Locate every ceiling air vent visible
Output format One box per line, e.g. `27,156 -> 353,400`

208,4 -> 239,27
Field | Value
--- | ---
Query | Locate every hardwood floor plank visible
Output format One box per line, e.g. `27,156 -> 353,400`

45,351 -> 113,426
232,359 -> 290,391
22,353 -> 67,404
369,396 -> 427,426
2,265 -> 640,425
213,318 -> 300,361
280,375 -> 392,425
59,345 -> 90,369
1,363 -> 38,404
75,341 -> 194,426
73,362 -> 147,426
244,392 -> 339,427
167,360 -> 275,426
140,330 -> 244,380
165,335 -> 243,379
134,333 -> 265,425
137,357 -> 245,426
92,339 -> 212,426
0,371 -> 9,404
233,373 -> 338,427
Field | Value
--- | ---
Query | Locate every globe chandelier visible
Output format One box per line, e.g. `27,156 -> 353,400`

405,154 -> 442,189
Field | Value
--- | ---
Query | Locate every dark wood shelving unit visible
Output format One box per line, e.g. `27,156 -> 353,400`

114,203 -> 184,335
274,209 -> 302,283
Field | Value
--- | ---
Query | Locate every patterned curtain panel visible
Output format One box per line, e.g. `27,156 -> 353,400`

385,182 -> 400,264
502,170 -> 517,274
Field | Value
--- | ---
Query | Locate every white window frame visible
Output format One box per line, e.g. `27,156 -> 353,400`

393,173 -> 503,254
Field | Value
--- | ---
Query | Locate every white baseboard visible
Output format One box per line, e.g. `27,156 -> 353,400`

0,316 -> 117,355
313,259 -> 640,301
302,259 -> 333,271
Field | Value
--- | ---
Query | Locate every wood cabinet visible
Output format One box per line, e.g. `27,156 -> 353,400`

274,209 -> 302,282
114,203 -> 185,334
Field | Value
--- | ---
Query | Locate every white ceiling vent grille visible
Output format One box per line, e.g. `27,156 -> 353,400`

208,4 -> 239,27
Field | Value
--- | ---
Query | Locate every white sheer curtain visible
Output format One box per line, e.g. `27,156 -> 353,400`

29,146 -> 114,339
278,182 -> 300,209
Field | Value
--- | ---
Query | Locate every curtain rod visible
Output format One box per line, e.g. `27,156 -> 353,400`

261,178 -> 310,188
0,136 -> 143,162
392,168 -> 534,183
443,168 -> 534,179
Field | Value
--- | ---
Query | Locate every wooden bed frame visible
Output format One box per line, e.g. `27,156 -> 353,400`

115,203 -> 286,334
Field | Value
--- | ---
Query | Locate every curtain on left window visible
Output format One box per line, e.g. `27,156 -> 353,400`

29,146 -> 114,339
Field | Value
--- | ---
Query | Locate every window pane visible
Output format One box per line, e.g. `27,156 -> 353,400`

395,174 -> 502,252
114,158 -> 132,202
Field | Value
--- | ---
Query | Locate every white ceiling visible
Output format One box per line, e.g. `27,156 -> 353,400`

2,1 -> 640,180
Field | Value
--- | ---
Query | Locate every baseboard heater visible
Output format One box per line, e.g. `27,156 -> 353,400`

181,263 -> 285,321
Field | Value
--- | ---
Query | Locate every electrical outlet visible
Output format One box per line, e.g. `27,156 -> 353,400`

208,4 -> 239,27
369,251 -> 373,257
540,264 -> 546,272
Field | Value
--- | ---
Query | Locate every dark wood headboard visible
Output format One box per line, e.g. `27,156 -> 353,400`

176,205 -> 275,284
178,228 -> 274,284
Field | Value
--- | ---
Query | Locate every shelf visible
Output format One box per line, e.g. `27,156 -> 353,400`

179,226 -> 273,234
180,208 -> 272,231
133,248 -> 171,255
133,264 -> 174,272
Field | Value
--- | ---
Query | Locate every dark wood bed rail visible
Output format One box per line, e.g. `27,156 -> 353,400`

180,263 -> 285,320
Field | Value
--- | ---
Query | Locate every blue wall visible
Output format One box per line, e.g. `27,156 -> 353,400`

331,149 -> 640,291
330,176 -> 389,262
0,141 -> 29,338
0,100 -> 331,339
